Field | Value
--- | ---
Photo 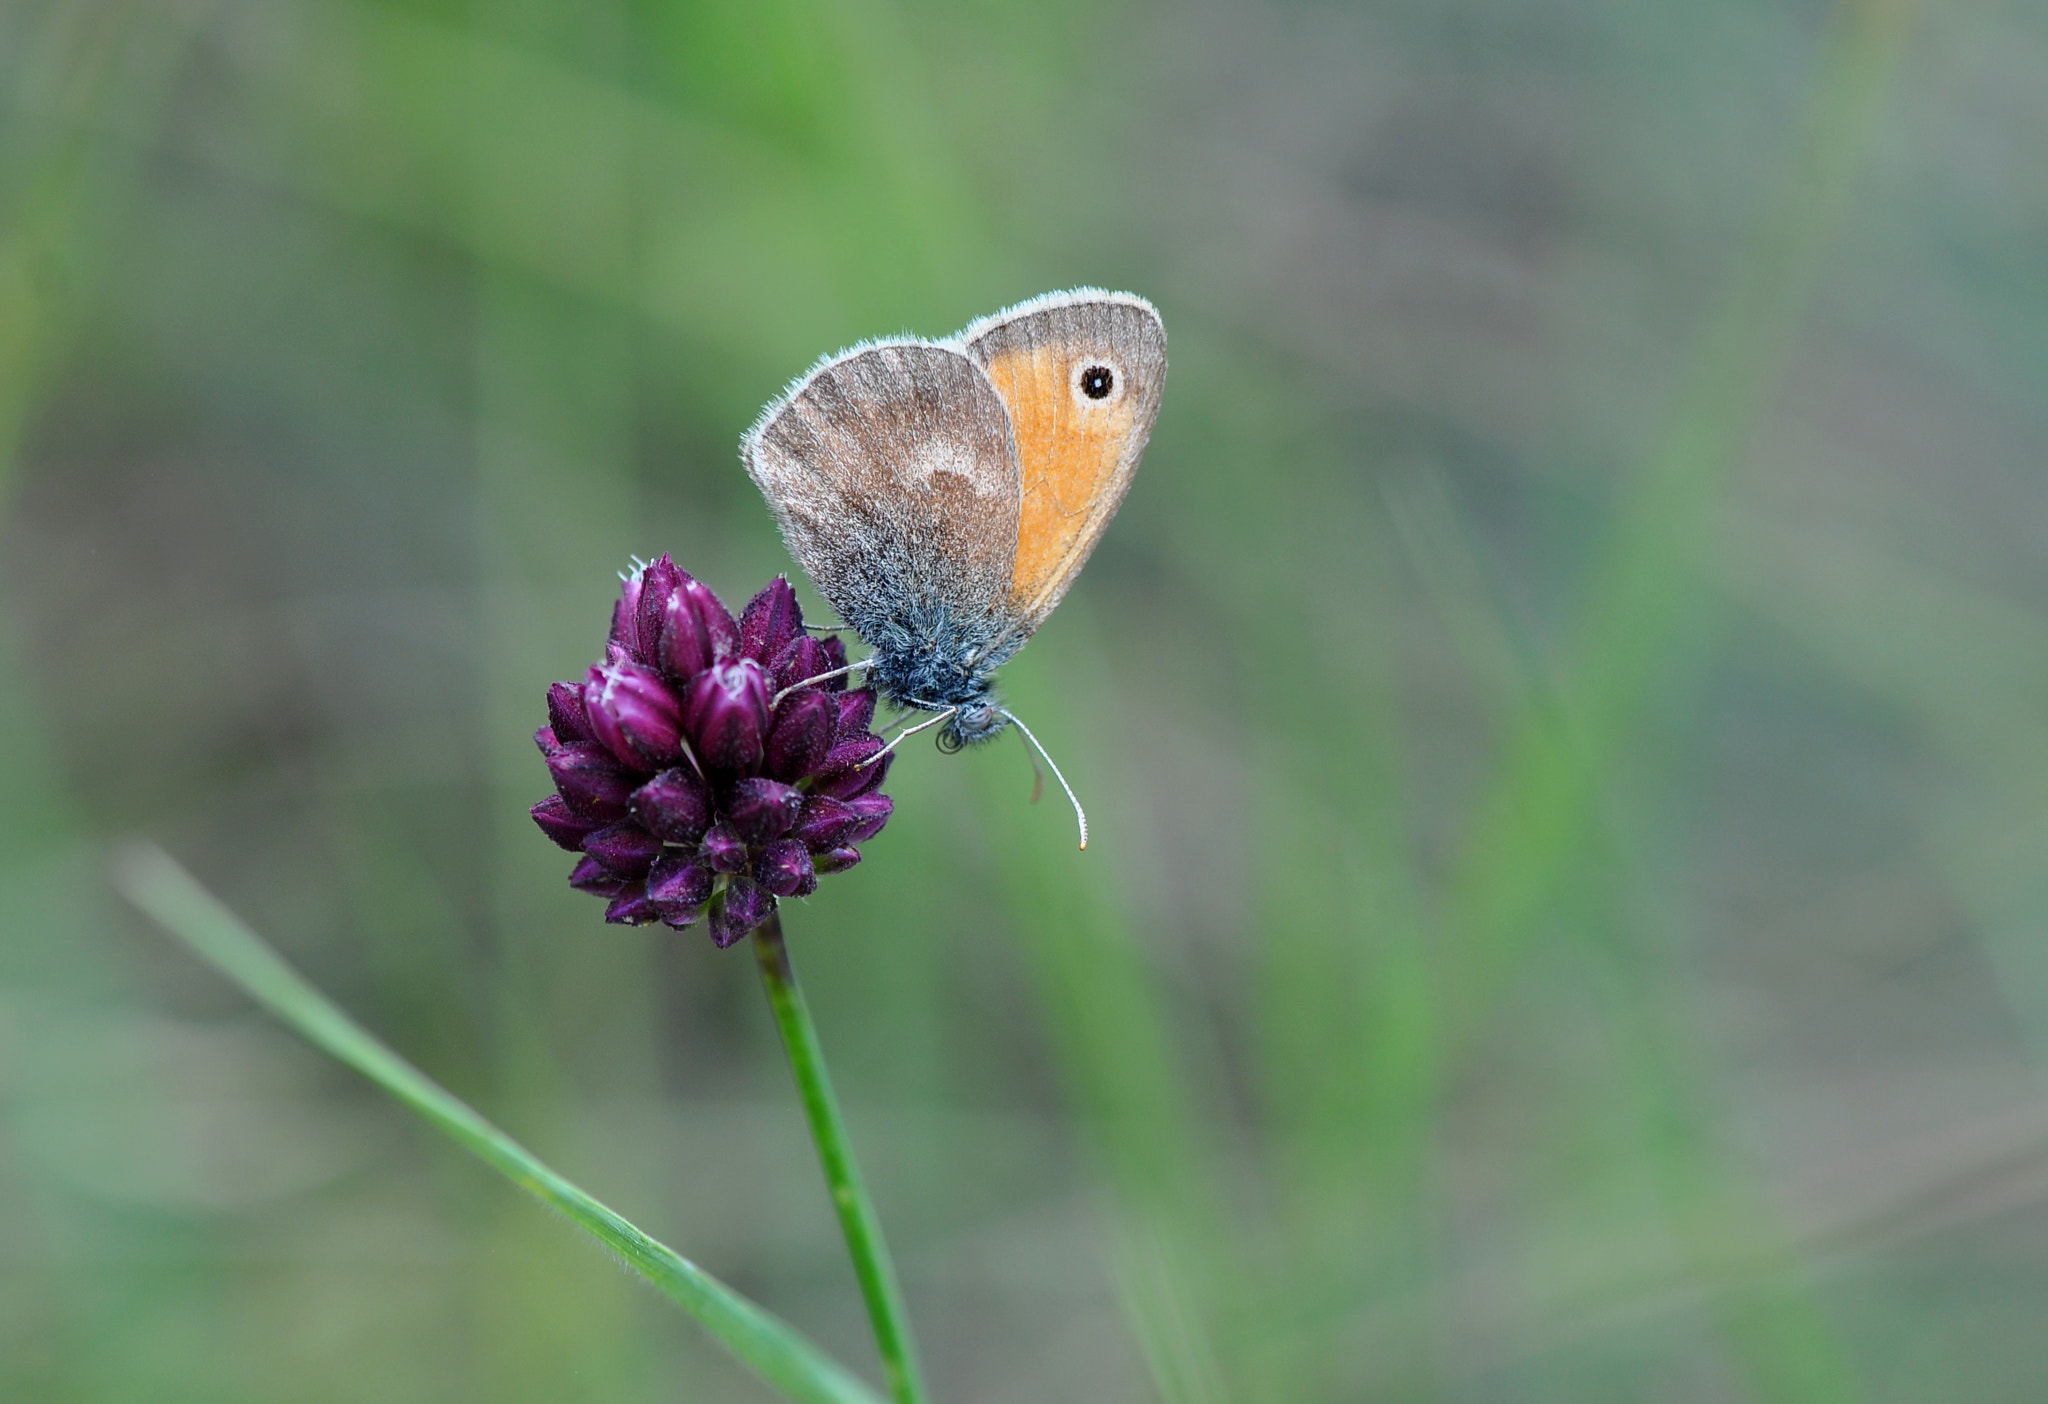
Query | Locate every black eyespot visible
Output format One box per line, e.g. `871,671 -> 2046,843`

1079,365 -> 1114,400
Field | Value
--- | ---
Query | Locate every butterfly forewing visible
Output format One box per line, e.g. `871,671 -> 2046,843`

958,291 -> 1166,638
743,342 -> 1022,638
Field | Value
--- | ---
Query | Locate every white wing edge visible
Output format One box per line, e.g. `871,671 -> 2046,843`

946,287 -> 1160,350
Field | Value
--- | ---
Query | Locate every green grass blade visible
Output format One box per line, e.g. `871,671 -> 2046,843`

110,842 -> 887,1404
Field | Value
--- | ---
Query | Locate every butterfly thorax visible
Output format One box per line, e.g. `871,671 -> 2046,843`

851,600 -> 1021,748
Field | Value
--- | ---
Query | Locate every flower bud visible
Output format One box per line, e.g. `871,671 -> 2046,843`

652,568 -> 739,682
569,855 -> 625,896
818,634 -> 849,689
681,578 -> 741,676
700,821 -> 748,874
582,822 -> 663,879
770,635 -> 832,694
843,792 -> 894,842
812,740 -> 890,800
709,877 -> 774,947
765,688 -> 835,781
818,734 -> 883,776
631,767 -> 713,843
683,658 -> 771,770
546,742 -> 637,818
792,795 -> 860,851
609,571 -> 644,657
634,556 -> 687,666
741,578 -> 806,664
646,851 -> 714,911
730,776 -> 804,842
605,882 -> 658,926
532,795 -> 605,851
583,659 -> 684,768
547,682 -> 596,745
813,846 -> 862,875
833,689 -> 877,739
755,839 -> 816,898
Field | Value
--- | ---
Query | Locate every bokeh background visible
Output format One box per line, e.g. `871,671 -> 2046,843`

5,0 -> 2047,1399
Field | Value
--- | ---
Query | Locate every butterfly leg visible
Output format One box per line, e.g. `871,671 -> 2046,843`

771,657 -> 876,705
855,707 -> 960,769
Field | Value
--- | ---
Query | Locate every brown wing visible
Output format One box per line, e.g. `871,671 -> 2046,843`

743,341 -> 1022,635
957,290 -> 1166,638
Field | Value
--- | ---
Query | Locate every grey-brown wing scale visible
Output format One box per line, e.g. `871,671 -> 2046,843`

743,341 -> 1022,636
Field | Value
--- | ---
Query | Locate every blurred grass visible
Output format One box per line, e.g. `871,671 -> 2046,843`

7,0 -> 2048,1400
113,843 -> 887,1404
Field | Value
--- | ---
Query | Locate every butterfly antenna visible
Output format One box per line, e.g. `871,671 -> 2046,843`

857,707 -> 958,769
999,709 -> 1087,850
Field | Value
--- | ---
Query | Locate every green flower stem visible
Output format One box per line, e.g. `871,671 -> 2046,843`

752,911 -> 929,1404
112,843 -> 885,1404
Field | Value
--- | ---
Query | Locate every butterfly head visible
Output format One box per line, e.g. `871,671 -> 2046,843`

938,701 -> 1007,751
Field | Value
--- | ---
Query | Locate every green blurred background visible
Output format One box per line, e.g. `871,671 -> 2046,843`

5,0 -> 2047,1398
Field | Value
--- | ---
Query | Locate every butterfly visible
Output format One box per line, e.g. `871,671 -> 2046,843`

743,289 -> 1167,847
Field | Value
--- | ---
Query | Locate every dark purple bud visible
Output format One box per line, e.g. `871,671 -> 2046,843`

740,578 -> 806,664
765,689 -> 835,781
547,742 -> 637,818
610,571 -> 645,659
683,658 -> 771,770
649,567 -> 737,682
651,588 -> 708,680
605,881 -> 659,926
730,776 -> 804,842
584,658 -> 684,768
812,738 -> 890,800
819,634 -> 849,689
770,635 -> 831,693
793,795 -> 861,851
658,905 -> 704,930
818,734 -> 883,775
813,846 -> 863,875
631,767 -> 713,843
569,855 -> 626,896
532,795 -> 605,851
582,822 -> 663,879
535,725 -> 563,757
548,681 -> 596,745
833,689 -> 877,739
647,851 -> 714,910
709,877 -> 774,947
672,577 -> 741,676
843,792 -> 894,842
700,822 -> 748,874
634,556 -> 687,667
755,839 -> 816,897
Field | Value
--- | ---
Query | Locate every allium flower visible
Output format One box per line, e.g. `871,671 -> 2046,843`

532,557 -> 893,946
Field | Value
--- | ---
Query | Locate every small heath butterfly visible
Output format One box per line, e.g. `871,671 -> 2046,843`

743,289 -> 1168,847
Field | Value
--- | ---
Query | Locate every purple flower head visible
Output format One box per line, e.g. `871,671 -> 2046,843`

532,559 -> 892,943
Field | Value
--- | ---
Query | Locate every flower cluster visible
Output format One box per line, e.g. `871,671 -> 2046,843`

532,557 -> 893,946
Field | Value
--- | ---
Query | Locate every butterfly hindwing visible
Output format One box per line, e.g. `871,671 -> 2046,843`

957,290 -> 1167,639
744,342 -> 1022,639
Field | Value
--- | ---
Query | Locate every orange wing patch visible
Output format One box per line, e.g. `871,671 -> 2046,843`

979,344 -> 1143,614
